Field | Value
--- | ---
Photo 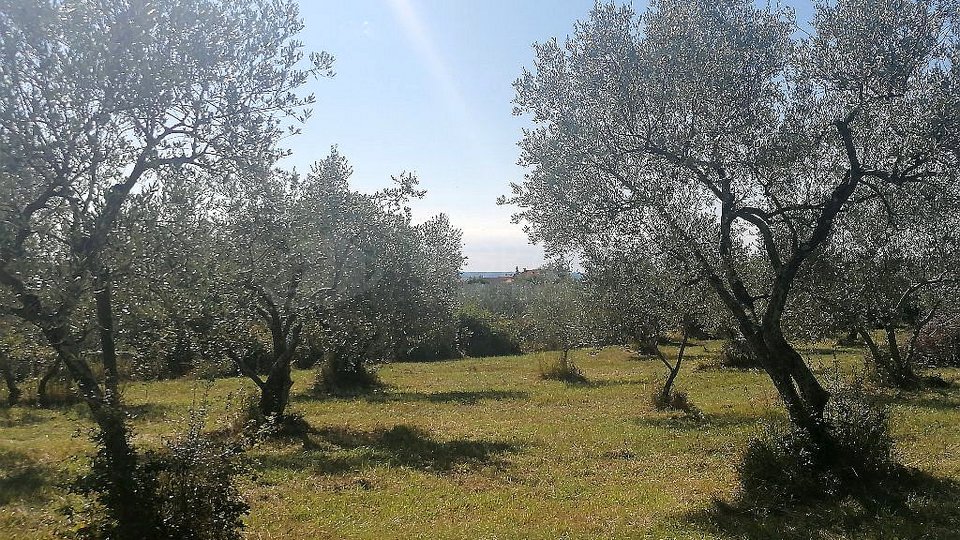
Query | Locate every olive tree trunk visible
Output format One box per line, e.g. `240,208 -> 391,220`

656,323 -> 689,402
0,353 -> 20,406
232,275 -> 304,421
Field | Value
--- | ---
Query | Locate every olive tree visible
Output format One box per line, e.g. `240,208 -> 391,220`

0,315 -> 56,405
217,150 -> 386,418
102,174 -> 226,381
583,240 -> 716,405
316,172 -> 464,392
0,0 -> 327,531
809,196 -> 960,387
584,252 -> 664,355
218,166 -> 318,420
504,0 -> 960,444
212,149 -> 463,404
523,265 -> 590,381
400,214 -> 465,361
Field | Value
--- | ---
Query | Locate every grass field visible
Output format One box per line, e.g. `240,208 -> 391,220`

1,342 -> 959,539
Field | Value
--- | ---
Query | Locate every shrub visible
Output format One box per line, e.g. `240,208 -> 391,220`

260,410 -> 311,440
223,391 -> 309,442
860,346 -> 925,389
538,355 -> 587,384
651,388 -> 700,416
738,423 -> 823,504
718,337 -> 761,369
402,340 -> 460,362
145,433 -> 248,539
737,381 -> 896,506
36,372 -> 82,407
224,391 -> 263,439
70,414 -> 248,540
629,335 -> 661,356
823,383 -> 895,477
456,309 -> 523,358
312,350 -> 382,396
127,332 -> 196,380
914,319 -> 960,367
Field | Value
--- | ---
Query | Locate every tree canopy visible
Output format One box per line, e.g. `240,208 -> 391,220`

504,0 -> 960,435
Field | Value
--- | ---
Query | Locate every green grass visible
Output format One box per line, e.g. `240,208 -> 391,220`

1,342 -> 959,539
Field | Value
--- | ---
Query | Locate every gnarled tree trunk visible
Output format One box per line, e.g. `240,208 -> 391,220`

232,273 -> 305,421
36,358 -> 61,406
258,320 -> 302,419
858,324 -> 921,389
0,353 -> 20,406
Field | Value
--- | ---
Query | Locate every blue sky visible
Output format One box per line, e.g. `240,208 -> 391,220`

284,1 -> 815,271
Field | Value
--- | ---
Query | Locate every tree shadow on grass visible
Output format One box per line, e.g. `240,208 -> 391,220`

693,361 -> 765,373
361,390 -> 529,405
872,385 -> 960,412
634,411 -> 770,431
577,378 -> 647,389
797,346 -> 849,357
257,424 -> 520,476
684,470 -> 960,540
0,448 -> 57,506
0,407 -> 50,428
892,395 -> 960,412
679,353 -> 716,362
124,402 -> 175,421
64,401 -> 174,422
